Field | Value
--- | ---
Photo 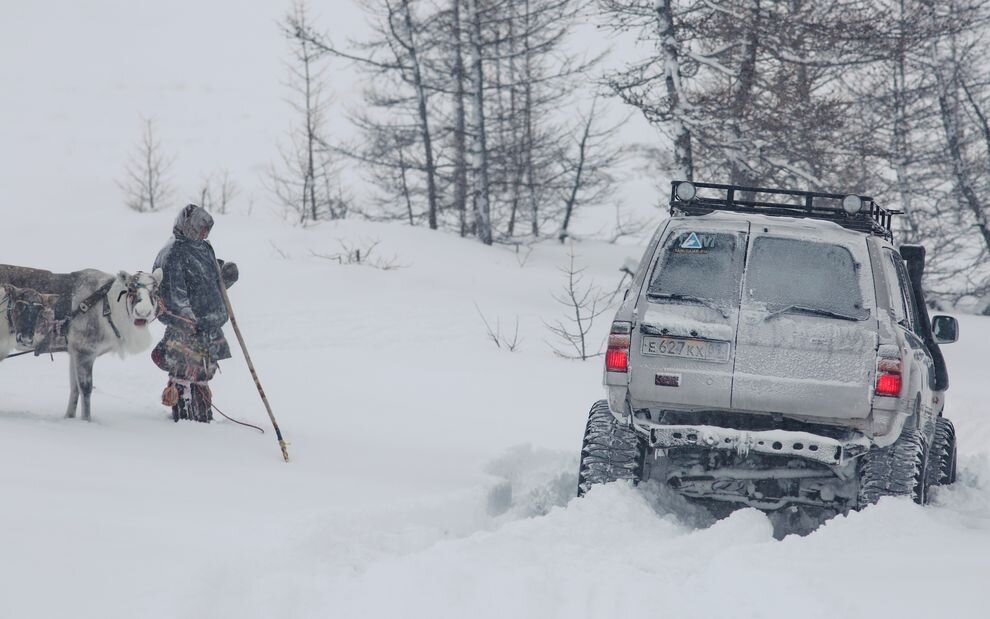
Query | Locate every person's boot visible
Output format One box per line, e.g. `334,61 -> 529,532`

202,387 -> 213,422
190,384 -> 212,423
173,384 -> 189,421
164,382 -> 182,422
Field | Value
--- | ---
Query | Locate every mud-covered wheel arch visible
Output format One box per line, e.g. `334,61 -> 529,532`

577,400 -> 647,497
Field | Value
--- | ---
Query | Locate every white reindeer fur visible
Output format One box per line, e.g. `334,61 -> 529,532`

97,273 -> 156,358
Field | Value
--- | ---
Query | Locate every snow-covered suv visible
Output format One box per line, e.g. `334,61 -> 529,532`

578,181 -> 960,512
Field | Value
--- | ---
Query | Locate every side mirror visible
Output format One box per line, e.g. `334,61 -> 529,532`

932,315 -> 958,345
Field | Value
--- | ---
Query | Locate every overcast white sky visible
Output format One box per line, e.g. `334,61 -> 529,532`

0,0 -> 661,225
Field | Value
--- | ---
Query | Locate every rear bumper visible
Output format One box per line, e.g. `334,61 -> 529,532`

641,422 -> 871,467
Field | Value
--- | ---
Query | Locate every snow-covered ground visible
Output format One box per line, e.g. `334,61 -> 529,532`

1,205 -> 989,619
2,2 -> 989,617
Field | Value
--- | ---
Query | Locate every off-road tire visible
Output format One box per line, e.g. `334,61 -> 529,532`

858,427 -> 930,507
926,417 -> 957,487
577,400 -> 647,497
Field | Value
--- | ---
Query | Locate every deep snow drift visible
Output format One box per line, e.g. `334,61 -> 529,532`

1,206 -> 989,619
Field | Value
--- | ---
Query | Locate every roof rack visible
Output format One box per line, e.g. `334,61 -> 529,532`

669,181 -> 900,242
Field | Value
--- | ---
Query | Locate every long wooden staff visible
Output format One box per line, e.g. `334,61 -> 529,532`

214,260 -> 289,462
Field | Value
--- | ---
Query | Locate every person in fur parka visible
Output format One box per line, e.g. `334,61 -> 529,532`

152,204 -> 239,422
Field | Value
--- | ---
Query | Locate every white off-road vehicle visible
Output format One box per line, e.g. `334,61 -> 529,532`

578,181 -> 960,512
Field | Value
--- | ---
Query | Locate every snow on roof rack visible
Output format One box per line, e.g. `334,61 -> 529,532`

669,181 -> 900,242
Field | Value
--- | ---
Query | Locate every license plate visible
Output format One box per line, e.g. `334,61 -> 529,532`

641,336 -> 730,363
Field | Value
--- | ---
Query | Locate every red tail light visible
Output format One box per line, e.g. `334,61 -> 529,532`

605,347 -> 628,372
875,357 -> 902,397
876,374 -> 902,397
605,323 -> 631,373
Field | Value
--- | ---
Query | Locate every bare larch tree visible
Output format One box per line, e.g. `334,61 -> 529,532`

271,1 -> 346,225
118,117 -> 174,213
545,245 -> 612,360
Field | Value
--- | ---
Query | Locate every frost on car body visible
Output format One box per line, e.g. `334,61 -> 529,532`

582,181 -> 959,514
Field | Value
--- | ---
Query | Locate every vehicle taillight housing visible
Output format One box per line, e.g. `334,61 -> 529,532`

875,357 -> 902,397
605,322 -> 632,373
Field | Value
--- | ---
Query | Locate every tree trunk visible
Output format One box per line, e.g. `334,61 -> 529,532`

655,0 -> 693,180
145,120 -> 156,212
559,101 -> 595,243
397,146 -> 415,226
451,0 -> 469,237
507,5 -> 523,237
523,0 -> 539,237
728,0 -> 760,188
466,0 -> 492,245
891,0 -> 919,240
303,37 -> 318,224
493,21 -> 511,238
399,0 -> 440,230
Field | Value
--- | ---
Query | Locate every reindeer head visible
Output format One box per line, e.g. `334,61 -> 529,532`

3,285 -> 57,347
116,269 -> 163,327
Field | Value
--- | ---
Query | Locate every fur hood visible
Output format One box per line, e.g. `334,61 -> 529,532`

173,204 -> 214,241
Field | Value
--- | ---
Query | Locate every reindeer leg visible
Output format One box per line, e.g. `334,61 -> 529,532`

76,353 -> 96,422
65,354 -> 79,419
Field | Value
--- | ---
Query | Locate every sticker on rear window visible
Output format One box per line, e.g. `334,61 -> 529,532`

681,232 -> 703,249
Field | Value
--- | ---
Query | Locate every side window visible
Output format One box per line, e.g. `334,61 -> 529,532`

632,223 -> 668,290
880,251 -> 907,326
884,250 -> 921,334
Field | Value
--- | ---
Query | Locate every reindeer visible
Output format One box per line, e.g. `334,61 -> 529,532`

1,266 -> 162,420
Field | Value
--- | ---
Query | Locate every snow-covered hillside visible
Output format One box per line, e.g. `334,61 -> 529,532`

1,205 -> 989,619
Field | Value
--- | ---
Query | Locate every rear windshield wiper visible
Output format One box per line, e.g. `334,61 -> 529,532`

763,304 -> 866,322
647,292 -> 730,318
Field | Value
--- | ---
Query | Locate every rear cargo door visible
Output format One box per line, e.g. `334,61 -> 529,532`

629,220 -> 749,410
731,229 -> 878,419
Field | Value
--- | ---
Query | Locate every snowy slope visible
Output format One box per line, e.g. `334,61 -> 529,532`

1,204 -> 989,619
1,3 -> 988,615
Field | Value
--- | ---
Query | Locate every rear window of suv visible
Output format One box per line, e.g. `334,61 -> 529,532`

745,237 -> 868,319
648,231 -> 746,305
